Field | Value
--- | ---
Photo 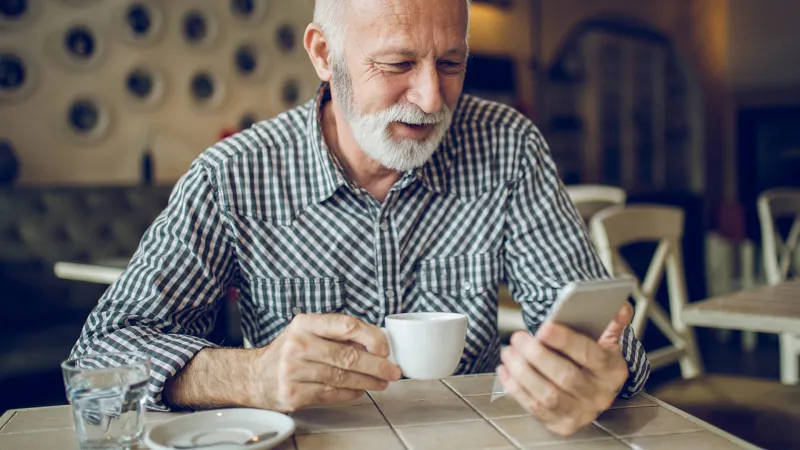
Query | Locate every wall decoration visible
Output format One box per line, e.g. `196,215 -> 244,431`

276,24 -> 297,54
233,42 -> 268,82
281,78 -> 300,106
64,96 -> 111,143
239,112 -> 257,131
0,0 -> 41,30
0,50 -> 36,103
0,0 -> 26,18
0,0 -> 318,184
230,0 -> 268,26
49,23 -> 106,71
181,8 -> 218,50
189,69 -> 226,112
118,1 -> 164,47
124,65 -> 165,110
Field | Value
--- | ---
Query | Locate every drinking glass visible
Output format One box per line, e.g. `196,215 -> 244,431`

61,352 -> 150,450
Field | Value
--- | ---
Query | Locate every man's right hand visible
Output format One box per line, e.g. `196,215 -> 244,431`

246,313 -> 402,412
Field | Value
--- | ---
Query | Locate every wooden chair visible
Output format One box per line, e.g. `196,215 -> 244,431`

758,188 -> 800,384
589,204 -> 704,379
565,184 -> 627,222
497,185 -> 627,336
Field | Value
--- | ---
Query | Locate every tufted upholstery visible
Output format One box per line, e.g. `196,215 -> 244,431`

0,185 -> 173,379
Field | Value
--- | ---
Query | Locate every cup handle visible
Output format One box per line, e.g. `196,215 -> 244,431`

380,327 -> 396,365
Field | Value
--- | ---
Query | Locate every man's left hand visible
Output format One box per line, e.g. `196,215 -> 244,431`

497,303 -> 633,436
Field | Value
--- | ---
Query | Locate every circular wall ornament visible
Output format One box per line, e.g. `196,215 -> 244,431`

230,0 -> 268,26
124,64 -> 165,110
117,1 -> 165,47
50,23 -> 106,71
276,23 -> 297,54
189,69 -> 226,112
181,8 -> 219,50
0,50 -> 36,103
239,112 -> 258,131
63,96 -> 112,143
0,0 -> 40,30
233,42 -> 268,82
281,78 -> 301,107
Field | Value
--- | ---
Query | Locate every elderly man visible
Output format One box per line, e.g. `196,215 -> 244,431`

71,0 -> 649,436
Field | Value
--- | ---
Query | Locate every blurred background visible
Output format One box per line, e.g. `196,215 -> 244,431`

1,0 -> 799,447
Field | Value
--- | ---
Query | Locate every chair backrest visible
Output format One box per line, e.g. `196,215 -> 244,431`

758,188 -> 800,285
565,184 -> 627,222
589,204 -> 686,337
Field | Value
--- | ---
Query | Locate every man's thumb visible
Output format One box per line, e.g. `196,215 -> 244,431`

598,302 -> 634,348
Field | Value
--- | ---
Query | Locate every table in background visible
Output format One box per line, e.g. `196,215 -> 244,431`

682,278 -> 800,335
0,374 -> 760,450
53,258 -> 129,285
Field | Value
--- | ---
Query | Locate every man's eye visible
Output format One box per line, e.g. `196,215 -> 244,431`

439,61 -> 464,72
386,62 -> 414,71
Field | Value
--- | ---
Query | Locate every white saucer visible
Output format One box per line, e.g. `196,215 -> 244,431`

145,408 -> 295,450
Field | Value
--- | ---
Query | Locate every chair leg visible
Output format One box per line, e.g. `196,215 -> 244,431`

779,333 -> 799,385
678,327 -> 704,379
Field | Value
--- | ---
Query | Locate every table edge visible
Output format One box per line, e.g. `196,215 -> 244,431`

640,393 -> 762,449
682,307 -> 800,335
53,262 -> 124,285
0,410 -> 15,432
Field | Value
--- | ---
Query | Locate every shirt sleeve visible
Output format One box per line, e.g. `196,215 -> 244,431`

69,159 -> 238,410
503,127 -> 650,398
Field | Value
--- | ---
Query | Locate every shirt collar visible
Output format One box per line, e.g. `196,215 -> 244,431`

307,82 -> 459,201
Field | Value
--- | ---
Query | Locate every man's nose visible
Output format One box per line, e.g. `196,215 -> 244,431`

407,65 -> 444,114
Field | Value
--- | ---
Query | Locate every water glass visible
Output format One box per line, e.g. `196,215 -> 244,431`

61,352 -> 150,450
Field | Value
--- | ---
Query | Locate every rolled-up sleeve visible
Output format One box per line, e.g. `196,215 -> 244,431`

503,127 -> 650,398
69,159 -> 237,410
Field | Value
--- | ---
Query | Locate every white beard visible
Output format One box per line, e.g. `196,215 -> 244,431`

331,56 -> 453,172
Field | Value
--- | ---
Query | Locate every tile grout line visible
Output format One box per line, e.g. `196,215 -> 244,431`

440,379 -> 520,450
366,390 -> 411,450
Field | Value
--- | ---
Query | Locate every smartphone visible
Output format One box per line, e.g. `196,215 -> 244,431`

541,276 -> 636,341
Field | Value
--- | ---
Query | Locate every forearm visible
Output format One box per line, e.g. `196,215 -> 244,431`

164,347 -> 260,410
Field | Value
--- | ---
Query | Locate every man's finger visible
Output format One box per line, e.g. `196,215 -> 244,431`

509,331 -> 591,398
497,364 -> 559,424
300,333 -> 401,382
289,360 -> 389,391
501,346 -> 578,414
598,303 -> 634,348
536,323 -> 610,373
292,313 -> 390,357
296,383 -> 365,408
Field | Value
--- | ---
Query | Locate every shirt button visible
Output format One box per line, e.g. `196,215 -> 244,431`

292,306 -> 303,315
462,282 -> 472,292
380,222 -> 389,231
385,289 -> 395,299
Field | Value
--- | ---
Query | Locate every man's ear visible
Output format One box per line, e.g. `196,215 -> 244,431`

304,24 -> 333,82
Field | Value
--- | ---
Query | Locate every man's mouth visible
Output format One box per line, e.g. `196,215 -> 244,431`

393,122 -> 435,139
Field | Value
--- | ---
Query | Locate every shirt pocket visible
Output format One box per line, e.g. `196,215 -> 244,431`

251,277 -> 345,320
418,252 -> 502,303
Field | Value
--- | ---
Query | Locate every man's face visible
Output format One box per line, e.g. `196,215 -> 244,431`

329,0 -> 469,172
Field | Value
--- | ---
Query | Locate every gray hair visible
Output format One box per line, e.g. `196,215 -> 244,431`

314,0 -> 471,56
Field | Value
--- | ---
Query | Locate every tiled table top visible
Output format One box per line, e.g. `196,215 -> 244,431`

0,374 -> 760,450
682,278 -> 800,334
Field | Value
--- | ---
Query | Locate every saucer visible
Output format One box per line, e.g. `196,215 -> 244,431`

145,408 -> 295,450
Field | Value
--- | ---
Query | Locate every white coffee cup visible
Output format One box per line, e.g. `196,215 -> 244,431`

381,312 -> 468,379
